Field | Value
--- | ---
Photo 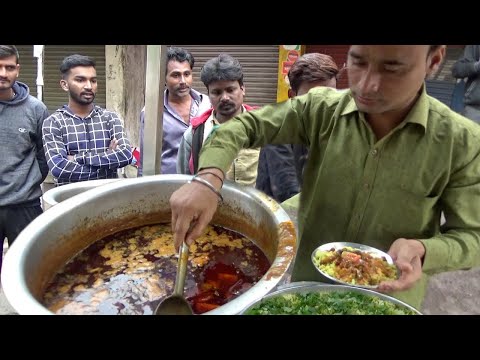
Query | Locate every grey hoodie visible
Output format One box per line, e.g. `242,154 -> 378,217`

451,45 -> 480,106
0,81 -> 49,206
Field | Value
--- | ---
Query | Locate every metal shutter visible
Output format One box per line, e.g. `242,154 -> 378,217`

15,45 -> 37,98
174,45 -> 279,107
305,45 -> 350,89
43,45 -> 106,113
425,80 -> 456,107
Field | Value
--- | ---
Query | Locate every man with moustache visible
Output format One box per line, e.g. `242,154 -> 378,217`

177,54 -> 259,186
138,47 -> 211,175
169,45 -> 480,310
0,45 -> 49,275
42,54 -> 132,185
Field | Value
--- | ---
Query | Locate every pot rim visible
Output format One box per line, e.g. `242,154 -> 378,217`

2,174 -> 296,315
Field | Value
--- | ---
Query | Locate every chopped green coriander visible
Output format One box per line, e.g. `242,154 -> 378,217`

244,291 -> 418,315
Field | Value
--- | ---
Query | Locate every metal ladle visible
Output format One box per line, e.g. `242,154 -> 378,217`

154,242 -> 193,315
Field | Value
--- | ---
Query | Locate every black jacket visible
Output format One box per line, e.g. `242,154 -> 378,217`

256,144 -> 301,203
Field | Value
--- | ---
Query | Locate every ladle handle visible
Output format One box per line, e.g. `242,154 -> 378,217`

173,242 -> 189,296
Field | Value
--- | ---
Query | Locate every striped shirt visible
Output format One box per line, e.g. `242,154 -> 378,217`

42,105 -> 133,185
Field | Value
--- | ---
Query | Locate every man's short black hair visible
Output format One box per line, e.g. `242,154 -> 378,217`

166,47 -> 195,72
60,54 -> 96,79
0,45 -> 19,64
200,53 -> 244,89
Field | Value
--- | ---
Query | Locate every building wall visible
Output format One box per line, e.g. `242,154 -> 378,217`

105,45 -> 146,148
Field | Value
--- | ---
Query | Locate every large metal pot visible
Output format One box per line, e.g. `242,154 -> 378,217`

41,178 -> 121,210
1,175 -> 297,315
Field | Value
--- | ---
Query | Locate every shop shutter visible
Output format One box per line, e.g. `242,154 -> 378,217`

43,45 -> 106,113
425,80 -> 456,107
174,45 -> 279,107
15,45 -> 37,98
305,45 -> 350,89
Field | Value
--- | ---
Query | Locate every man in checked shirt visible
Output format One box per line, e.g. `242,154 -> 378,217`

42,54 -> 133,185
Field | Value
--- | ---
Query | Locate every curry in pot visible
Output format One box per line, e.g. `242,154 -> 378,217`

42,224 -> 270,315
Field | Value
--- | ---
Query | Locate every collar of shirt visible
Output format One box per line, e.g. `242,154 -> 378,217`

164,87 -> 204,105
60,104 -> 99,120
163,88 -> 205,123
340,85 -> 429,133
203,111 -> 220,144
203,105 -> 247,144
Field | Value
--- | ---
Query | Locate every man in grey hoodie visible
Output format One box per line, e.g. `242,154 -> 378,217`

0,45 -> 49,274
451,45 -> 480,123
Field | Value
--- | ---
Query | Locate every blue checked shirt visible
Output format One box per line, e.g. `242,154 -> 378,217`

42,105 -> 133,185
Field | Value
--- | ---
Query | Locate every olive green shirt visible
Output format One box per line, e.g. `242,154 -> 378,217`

199,86 -> 480,310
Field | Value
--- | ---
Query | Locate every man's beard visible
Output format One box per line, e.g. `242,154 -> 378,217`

71,91 -> 96,105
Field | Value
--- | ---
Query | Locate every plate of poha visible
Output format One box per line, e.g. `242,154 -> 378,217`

311,242 -> 399,289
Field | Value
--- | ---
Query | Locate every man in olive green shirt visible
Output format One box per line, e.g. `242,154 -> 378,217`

169,45 -> 480,310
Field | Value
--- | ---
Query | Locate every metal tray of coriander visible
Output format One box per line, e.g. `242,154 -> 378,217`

240,282 -> 421,315
311,242 -> 400,289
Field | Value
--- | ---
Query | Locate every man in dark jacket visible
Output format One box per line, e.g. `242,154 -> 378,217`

256,53 -> 339,202
451,45 -> 480,123
0,45 -> 49,274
